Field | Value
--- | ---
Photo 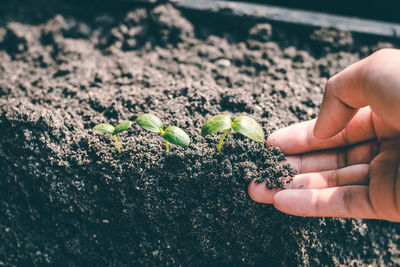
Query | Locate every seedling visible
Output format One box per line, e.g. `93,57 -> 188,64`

136,113 -> 190,150
201,114 -> 264,152
93,120 -> 132,155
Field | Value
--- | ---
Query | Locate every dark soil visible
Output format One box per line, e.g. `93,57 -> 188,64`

1,0 -> 400,266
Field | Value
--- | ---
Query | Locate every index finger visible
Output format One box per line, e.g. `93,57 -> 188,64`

267,107 -> 376,154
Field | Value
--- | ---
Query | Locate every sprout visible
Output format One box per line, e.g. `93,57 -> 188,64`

136,113 -> 190,150
201,114 -> 264,152
93,120 -> 132,155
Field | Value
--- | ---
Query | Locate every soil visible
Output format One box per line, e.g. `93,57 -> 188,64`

1,0 -> 400,266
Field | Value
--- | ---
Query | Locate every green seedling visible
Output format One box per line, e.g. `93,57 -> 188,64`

93,120 -> 132,155
136,113 -> 190,150
201,114 -> 264,152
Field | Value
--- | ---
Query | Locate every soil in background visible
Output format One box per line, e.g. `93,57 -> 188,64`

0,0 -> 400,265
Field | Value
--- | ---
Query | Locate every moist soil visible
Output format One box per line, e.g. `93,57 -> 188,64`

1,0 -> 400,266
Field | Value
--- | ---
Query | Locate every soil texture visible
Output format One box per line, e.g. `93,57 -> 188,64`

0,0 -> 400,266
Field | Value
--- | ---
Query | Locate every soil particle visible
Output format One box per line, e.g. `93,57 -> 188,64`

310,27 -> 354,53
249,23 -> 273,42
150,4 -> 194,43
104,4 -> 195,51
0,0 -> 400,266
1,23 -> 30,55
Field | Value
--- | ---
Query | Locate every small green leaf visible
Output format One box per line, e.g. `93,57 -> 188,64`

162,126 -> 190,147
93,123 -> 115,135
113,120 -> 132,135
136,114 -> 163,133
201,114 -> 232,137
232,116 -> 264,142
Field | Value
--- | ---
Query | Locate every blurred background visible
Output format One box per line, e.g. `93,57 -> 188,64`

229,0 -> 400,23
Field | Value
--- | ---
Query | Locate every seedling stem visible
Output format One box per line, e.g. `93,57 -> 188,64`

165,139 -> 169,150
113,135 -> 121,155
159,128 -> 169,150
218,128 -> 230,152
93,120 -> 132,155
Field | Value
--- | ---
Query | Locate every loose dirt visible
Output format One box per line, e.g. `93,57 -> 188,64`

0,0 -> 399,265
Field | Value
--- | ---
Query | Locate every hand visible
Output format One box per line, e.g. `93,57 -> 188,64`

248,48 -> 400,222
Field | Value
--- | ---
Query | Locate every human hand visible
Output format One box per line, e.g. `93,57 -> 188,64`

248,48 -> 400,222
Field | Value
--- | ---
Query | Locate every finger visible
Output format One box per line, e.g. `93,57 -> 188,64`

314,48 -> 400,138
267,107 -> 376,154
287,164 -> 369,189
282,141 -> 378,173
273,186 -> 380,219
248,164 -> 369,204
268,107 -> 399,155
314,59 -> 367,138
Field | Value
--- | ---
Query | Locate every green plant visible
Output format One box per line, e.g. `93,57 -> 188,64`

201,114 -> 264,152
136,113 -> 190,150
93,120 -> 132,155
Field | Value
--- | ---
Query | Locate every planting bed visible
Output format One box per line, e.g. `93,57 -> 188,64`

0,0 -> 400,265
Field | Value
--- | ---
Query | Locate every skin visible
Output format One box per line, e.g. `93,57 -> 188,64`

248,48 -> 400,222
